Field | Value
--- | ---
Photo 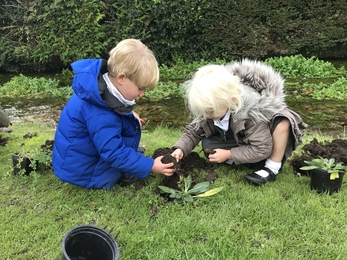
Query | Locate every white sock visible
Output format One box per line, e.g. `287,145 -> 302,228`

255,159 -> 282,177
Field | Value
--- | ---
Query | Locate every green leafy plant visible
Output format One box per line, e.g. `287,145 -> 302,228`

311,77 -> 347,100
0,74 -> 73,100
300,157 -> 347,180
264,55 -> 340,78
158,174 -> 224,203
159,56 -> 226,81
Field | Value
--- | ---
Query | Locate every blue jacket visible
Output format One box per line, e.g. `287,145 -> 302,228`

52,59 -> 154,189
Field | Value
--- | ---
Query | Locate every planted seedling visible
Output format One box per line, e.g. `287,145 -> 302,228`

158,174 -> 224,203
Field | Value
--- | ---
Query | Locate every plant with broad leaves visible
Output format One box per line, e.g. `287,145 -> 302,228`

158,174 -> 224,203
300,157 -> 347,180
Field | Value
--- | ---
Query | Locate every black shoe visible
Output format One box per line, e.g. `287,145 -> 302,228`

244,167 -> 276,186
119,173 -> 138,187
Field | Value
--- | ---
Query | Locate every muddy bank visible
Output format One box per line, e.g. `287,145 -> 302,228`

1,97 -> 346,136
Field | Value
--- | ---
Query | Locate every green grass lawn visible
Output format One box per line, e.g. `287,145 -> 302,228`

1,123 -> 347,259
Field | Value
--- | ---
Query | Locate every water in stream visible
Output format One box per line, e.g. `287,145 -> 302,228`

1,94 -> 346,137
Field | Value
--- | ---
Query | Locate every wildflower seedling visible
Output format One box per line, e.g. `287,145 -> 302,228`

158,174 -> 224,203
300,157 -> 347,180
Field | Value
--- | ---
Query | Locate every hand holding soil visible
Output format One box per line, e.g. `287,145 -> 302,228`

152,156 -> 175,176
152,148 -> 219,193
171,148 -> 184,162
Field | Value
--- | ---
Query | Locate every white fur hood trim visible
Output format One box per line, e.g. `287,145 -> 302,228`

226,59 -> 287,123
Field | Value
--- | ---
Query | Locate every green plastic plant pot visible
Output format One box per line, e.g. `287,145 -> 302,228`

61,225 -> 119,260
310,168 -> 345,195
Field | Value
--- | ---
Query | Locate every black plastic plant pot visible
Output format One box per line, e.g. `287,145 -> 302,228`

61,225 -> 120,260
310,169 -> 345,195
12,153 -> 37,175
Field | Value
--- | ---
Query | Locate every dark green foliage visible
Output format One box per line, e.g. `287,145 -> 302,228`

0,0 -> 108,72
0,0 -> 347,72
197,0 -> 347,61
101,0 -> 204,66
143,0 -> 204,65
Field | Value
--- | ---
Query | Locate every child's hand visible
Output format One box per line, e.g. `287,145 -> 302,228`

133,111 -> 145,128
208,149 -> 232,163
171,148 -> 184,162
152,156 -> 175,176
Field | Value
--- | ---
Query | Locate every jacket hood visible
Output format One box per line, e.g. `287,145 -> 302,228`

71,59 -> 106,109
226,59 -> 287,123
71,59 -> 134,114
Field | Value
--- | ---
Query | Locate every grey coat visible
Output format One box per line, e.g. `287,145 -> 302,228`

173,59 -> 308,165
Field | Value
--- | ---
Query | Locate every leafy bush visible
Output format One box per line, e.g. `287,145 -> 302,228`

0,74 -> 73,100
265,55 -> 338,78
0,0 -> 109,72
145,81 -> 183,102
159,56 -> 226,81
311,77 -> 347,100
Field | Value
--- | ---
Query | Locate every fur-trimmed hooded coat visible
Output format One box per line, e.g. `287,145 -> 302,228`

173,59 -> 307,165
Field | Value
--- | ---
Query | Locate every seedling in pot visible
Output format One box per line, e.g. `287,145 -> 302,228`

300,157 -> 347,180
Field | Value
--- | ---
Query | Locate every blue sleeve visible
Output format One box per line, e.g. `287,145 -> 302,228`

86,111 -> 154,179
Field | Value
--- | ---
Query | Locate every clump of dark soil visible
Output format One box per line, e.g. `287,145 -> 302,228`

0,135 -> 8,146
23,132 -> 38,138
41,140 -> 54,153
152,147 -> 218,191
289,138 -> 347,175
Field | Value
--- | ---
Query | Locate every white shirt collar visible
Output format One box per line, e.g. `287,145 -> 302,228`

102,72 -> 136,107
213,110 -> 231,132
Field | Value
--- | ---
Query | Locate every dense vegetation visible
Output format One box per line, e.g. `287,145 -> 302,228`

1,0 -> 347,72
1,55 -> 346,102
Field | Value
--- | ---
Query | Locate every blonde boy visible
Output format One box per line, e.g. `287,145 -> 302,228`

53,39 -> 174,189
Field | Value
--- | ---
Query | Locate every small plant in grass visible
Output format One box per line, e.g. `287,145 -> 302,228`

300,157 -> 347,180
158,174 -> 224,203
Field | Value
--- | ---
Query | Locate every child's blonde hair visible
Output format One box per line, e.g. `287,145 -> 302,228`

108,39 -> 159,90
184,64 -> 243,124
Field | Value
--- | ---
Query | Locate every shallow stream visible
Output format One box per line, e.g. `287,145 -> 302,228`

1,93 -> 346,137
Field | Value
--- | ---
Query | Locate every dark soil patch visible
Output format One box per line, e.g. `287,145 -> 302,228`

152,148 -> 218,191
0,135 -> 8,146
41,140 -> 54,153
289,138 -> 347,175
23,132 -> 38,138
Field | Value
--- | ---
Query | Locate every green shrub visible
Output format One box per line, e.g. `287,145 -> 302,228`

311,77 -> 347,100
265,55 -> 338,78
0,74 -> 73,100
159,56 -> 226,81
145,81 -> 183,102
